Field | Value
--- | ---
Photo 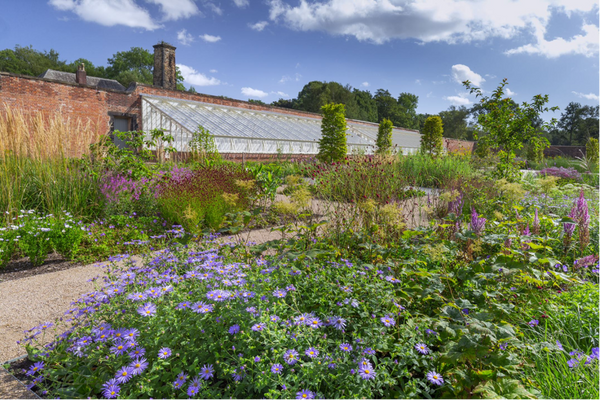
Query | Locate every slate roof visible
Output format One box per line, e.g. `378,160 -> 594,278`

38,69 -> 126,91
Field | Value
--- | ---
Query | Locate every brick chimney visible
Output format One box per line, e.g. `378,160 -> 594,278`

75,63 -> 87,85
153,42 -> 177,90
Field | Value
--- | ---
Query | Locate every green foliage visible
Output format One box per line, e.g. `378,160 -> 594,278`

0,45 -> 70,76
188,126 -> 221,164
526,136 -> 549,164
420,116 -> 444,157
586,137 -> 599,167
396,153 -> 476,188
376,118 -> 393,155
438,106 -> 471,140
464,78 -> 559,181
317,103 -> 347,163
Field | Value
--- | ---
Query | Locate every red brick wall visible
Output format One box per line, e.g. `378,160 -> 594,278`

444,138 -> 474,154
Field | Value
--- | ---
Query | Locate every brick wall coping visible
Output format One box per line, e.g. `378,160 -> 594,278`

0,71 -> 419,133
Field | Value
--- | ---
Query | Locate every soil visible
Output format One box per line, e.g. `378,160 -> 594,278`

0,254 -> 83,284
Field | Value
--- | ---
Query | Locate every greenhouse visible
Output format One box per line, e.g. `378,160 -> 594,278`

141,94 -> 422,155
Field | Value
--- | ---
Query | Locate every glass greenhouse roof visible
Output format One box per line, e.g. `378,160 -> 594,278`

141,94 -> 421,154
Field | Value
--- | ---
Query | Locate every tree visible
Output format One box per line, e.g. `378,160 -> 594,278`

464,78 -> 558,181
68,58 -> 107,78
558,102 -> 585,145
374,89 -> 397,122
0,45 -> 70,76
420,116 -> 444,157
396,92 -> 419,129
318,103 -> 347,163
271,98 -> 298,109
376,118 -> 393,155
439,106 -> 470,139
248,99 -> 267,105
352,89 -> 378,122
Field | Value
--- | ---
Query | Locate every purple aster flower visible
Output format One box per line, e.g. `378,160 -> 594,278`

269,315 -> 281,323
567,358 -> 579,368
137,302 -> 157,317
174,372 -> 188,386
329,316 -> 346,330
358,365 -> 376,380
102,382 -> 121,399
380,315 -> 396,327
229,324 -> 240,335
192,302 -> 213,314
426,371 -> 444,385
175,302 -> 190,310
363,347 -> 375,355
251,323 -> 266,332
109,340 -> 128,356
273,289 -> 287,298
129,347 -> 145,358
339,343 -> 352,352
528,319 -> 539,327
158,347 -> 172,359
284,349 -> 299,364
129,358 -> 148,375
415,343 -> 429,355
187,377 -> 201,396
425,329 -> 438,336
271,363 -> 283,374
27,362 -> 44,376
305,347 -> 319,358
124,328 -> 139,341
308,317 -> 323,329
254,356 -> 261,362
385,276 -> 400,283
296,389 -> 315,399
199,364 -> 214,380
127,292 -> 147,301
115,366 -> 134,384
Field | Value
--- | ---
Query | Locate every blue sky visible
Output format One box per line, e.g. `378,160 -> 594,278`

0,0 -> 598,118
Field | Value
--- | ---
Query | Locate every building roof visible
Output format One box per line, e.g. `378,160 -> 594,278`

141,94 -> 422,154
38,69 -> 126,91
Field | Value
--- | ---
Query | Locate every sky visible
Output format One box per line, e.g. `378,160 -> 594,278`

0,0 -> 598,118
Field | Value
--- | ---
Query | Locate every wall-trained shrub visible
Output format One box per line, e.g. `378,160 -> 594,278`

420,116 -> 444,157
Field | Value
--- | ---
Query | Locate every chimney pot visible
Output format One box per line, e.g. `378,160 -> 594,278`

153,42 -> 177,90
76,63 -> 87,85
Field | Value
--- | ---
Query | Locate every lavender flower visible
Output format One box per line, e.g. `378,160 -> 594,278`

273,289 -> 287,298
284,349 -> 299,364
129,358 -> 148,375
229,324 -> 240,335
137,302 -> 157,317
415,343 -> 429,355
305,347 -> 319,358
115,366 -> 134,384
358,365 -> 376,380
426,371 -> 444,385
102,381 -> 121,399
271,363 -> 283,374
296,389 -> 315,399
339,343 -> 352,352
199,364 -> 214,380
158,347 -> 172,359
380,315 -> 395,327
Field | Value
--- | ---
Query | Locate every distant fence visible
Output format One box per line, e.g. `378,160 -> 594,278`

545,146 -> 586,158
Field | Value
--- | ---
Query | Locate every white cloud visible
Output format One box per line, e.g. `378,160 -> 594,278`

249,21 -> 269,31
146,0 -> 199,21
415,79 -> 421,85
445,95 -> 472,106
506,21 -> 599,58
272,91 -> 290,97
451,64 -> 485,86
49,0 -> 160,30
233,0 -> 249,7
266,0 -> 598,58
505,88 -> 516,96
209,69 -> 218,73
178,64 -> 221,86
241,87 -> 268,98
295,73 -> 302,81
205,2 -> 223,15
200,34 -> 221,43
279,75 -> 291,83
361,82 -> 369,87
572,91 -> 599,101
177,29 -> 195,45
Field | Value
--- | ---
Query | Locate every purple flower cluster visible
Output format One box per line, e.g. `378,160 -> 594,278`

470,208 -> 487,235
539,166 -> 582,182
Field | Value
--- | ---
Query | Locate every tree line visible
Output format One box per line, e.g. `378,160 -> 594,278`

1,45 -> 597,146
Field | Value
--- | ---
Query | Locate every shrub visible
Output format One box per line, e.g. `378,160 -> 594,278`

526,136 -> 548,164
539,167 -> 582,182
587,138 -> 599,167
376,118 -> 393,155
156,165 -> 255,232
317,103 -> 347,163
188,125 -> 221,164
420,116 -> 444,157
396,153 -> 475,188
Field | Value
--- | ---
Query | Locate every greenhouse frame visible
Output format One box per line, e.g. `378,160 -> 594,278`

141,94 -> 422,156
